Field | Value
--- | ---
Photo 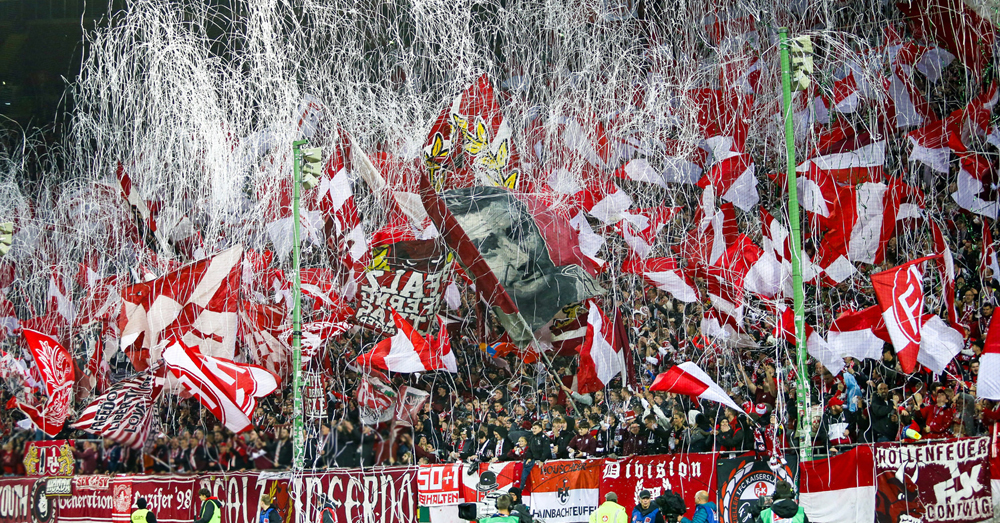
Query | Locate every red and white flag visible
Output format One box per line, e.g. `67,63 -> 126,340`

163,339 -> 279,433
524,460 -> 601,523
621,255 -> 699,303
983,221 -> 1000,283
799,445 -> 876,523
871,256 -> 935,373
319,128 -> 367,264
697,154 -> 759,212
931,221 -> 958,324
951,152 -> 998,219
826,307 -> 887,363
356,310 -> 451,373
615,206 -> 680,259
796,140 -> 885,185
119,245 -> 243,371
46,268 -> 75,325
815,179 -> 923,271
9,330 -> 75,437
429,316 -> 458,373
978,310 -> 1000,400
576,302 -> 626,394
649,361 -> 746,415
239,301 -> 290,379
116,162 -> 164,251
71,364 -> 165,448
775,306 -> 845,375
576,181 -> 633,225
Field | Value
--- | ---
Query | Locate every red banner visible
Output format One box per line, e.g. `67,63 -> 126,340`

56,475 -> 197,523
22,440 -> 74,476
296,468 -> 418,523
600,453 -> 718,520
0,477 -> 47,523
874,437 -> 994,523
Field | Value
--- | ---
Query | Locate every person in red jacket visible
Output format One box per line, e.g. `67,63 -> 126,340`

919,389 -> 955,439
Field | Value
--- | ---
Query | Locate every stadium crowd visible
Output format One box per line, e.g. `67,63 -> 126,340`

0,9 -> 998,480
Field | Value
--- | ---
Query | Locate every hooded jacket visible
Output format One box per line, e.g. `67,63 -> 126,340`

755,499 -> 809,523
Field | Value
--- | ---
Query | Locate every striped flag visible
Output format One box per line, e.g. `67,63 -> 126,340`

163,339 -> 280,433
71,364 -> 165,448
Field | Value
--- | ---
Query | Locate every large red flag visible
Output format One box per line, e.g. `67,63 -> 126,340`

8,330 -> 75,437
119,245 -> 243,371
871,255 -> 938,373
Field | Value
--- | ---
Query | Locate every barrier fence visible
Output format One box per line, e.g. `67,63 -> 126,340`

1,437 -> 998,523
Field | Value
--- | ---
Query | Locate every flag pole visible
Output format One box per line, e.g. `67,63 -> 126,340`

291,139 -> 307,472
779,28 -> 813,463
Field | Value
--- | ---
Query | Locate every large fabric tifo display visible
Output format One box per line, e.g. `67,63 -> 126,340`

716,455 -> 798,523
422,181 -> 604,346
355,239 -> 452,335
873,438 -> 994,523
600,454 -> 718,521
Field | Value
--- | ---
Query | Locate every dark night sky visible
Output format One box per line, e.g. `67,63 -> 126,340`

0,0 -> 110,130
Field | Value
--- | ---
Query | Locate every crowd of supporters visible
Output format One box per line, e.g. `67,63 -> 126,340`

0,7 -> 999,479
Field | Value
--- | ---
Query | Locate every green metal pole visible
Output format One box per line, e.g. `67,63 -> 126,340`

291,139 -> 307,471
779,28 -> 812,463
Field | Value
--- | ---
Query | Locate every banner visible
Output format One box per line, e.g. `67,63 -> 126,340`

874,438 -> 994,523
355,240 -> 451,335
525,459 -> 601,523
419,463 -> 467,506
0,477 -> 49,523
55,475 -> 197,523
22,441 -> 74,476
716,455 -> 798,523
294,468 -> 418,523
197,471 -> 293,523
419,461 -> 521,523
600,453 -> 718,520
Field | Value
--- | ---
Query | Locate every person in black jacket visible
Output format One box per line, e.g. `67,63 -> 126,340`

273,428 -> 293,469
642,415 -> 670,455
753,481 -> 809,523
716,409 -> 752,452
526,422 -> 552,461
193,488 -> 222,523
870,383 -> 898,442
333,420 -> 361,467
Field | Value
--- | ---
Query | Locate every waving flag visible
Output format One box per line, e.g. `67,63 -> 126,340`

871,256 -> 936,373
979,310 -> 1000,400
356,310 -> 451,373
796,140 -> 885,185
698,154 -> 758,212
775,306 -> 845,375
621,255 -> 699,303
119,245 -> 242,371
576,302 -> 625,394
423,74 -> 521,190
9,330 -> 75,437
163,339 -> 279,433
71,364 -> 165,448
650,361 -> 746,415
826,307 -> 888,363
